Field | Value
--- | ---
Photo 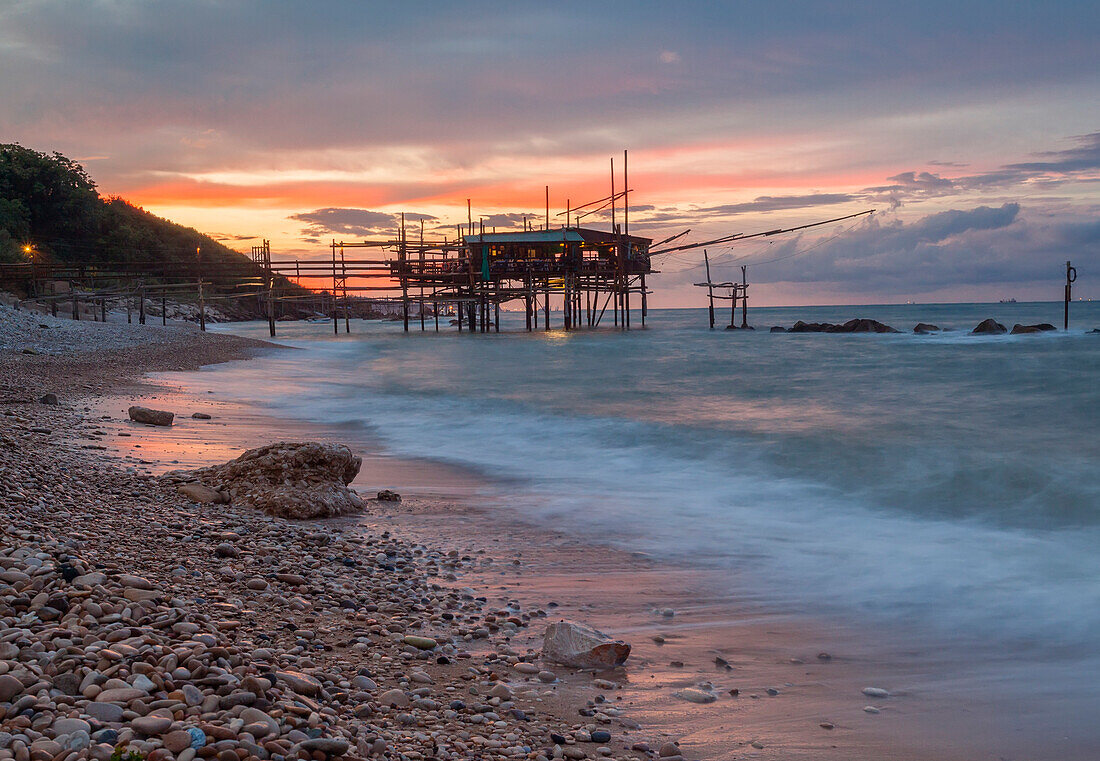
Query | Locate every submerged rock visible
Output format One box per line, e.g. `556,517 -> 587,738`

542,621 -> 631,669
788,319 -> 898,334
166,441 -> 363,518
788,321 -> 834,333
913,323 -> 940,334
128,405 -> 174,426
829,318 -> 899,333
1010,323 -> 1056,334
971,318 -> 1007,335
769,326 -> 787,333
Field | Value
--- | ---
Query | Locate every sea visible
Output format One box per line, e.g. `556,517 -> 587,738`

193,302 -> 1100,715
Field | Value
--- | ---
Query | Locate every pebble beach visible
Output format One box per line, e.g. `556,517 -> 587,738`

0,306 -> 676,761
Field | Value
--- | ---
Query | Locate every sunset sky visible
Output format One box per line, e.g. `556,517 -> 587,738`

2,1 -> 1098,306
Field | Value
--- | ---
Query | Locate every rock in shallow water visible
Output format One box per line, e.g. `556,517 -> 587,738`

1010,323 -> 1056,334
972,318 -> 1007,335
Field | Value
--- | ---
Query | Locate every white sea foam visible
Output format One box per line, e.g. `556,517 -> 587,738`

200,303 -> 1100,651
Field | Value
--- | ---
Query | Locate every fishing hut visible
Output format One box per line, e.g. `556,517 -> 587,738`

385,226 -> 652,333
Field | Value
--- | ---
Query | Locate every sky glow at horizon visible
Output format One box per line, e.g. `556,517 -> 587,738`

1,1 -> 1098,305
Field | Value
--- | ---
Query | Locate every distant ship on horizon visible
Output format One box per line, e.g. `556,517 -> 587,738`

999,297 -> 1017,303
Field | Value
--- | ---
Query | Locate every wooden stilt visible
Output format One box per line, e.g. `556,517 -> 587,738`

265,240 -> 276,338
704,250 -> 715,329
741,265 -> 749,329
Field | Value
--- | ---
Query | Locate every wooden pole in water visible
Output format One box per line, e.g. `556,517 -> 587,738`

342,248 -> 350,333
161,294 -> 166,326
401,214 -> 409,332
1065,260 -> 1076,330
138,287 -> 145,325
625,276 -> 631,329
420,218 -> 426,332
331,240 -> 339,336
741,265 -> 749,329
704,250 -> 715,328
525,270 -> 532,331
266,240 -> 276,338
564,273 -> 570,330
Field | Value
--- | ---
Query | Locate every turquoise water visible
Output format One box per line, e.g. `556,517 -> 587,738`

206,302 -> 1100,653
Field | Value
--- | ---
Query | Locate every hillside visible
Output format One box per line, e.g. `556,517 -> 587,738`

0,143 -> 283,290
